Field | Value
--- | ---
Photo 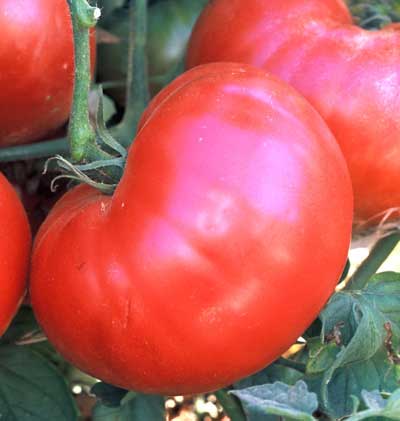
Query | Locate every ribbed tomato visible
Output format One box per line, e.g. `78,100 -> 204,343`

187,0 -> 400,226
0,173 -> 31,336
31,63 -> 352,395
0,0 -> 96,146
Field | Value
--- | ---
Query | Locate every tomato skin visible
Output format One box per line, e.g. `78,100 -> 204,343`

0,173 -> 31,335
31,63 -> 353,395
0,0 -> 96,147
187,0 -> 400,225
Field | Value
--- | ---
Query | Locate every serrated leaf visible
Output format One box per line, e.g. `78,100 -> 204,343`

347,389 -> 400,420
91,382 -> 128,408
92,391 -> 164,421
314,272 -> 400,418
0,345 -> 77,420
231,381 -> 318,421
319,348 -> 398,417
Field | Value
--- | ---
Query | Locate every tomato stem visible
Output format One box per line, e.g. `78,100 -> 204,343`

215,389 -> 246,421
67,0 -> 100,162
346,233 -> 400,290
0,138 -> 69,162
114,0 -> 150,145
63,0 -> 126,189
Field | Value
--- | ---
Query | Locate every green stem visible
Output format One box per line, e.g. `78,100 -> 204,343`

115,0 -> 150,146
346,409 -> 380,421
276,357 -> 306,373
0,120 -> 128,163
67,0 -> 100,162
215,389 -> 246,421
346,233 -> 400,291
0,138 -> 69,162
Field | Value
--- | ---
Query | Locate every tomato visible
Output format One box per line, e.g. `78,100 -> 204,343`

187,0 -> 400,226
31,63 -> 353,395
97,0 -> 208,104
0,173 -> 31,336
0,0 -> 96,147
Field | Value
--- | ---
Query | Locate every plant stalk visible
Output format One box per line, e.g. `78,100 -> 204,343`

215,389 -> 246,421
346,232 -> 400,290
0,138 -> 69,162
115,0 -> 150,145
67,0 -> 100,162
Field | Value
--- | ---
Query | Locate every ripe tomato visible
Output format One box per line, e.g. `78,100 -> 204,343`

0,0 -> 96,147
0,173 -> 31,336
187,0 -> 400,226
31,63 -> 353,395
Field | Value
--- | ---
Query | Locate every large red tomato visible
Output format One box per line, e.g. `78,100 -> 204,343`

187,0 -> 400,226
0,173 -> 31,336
31,63 -> 353,395
0,0 -> 96,147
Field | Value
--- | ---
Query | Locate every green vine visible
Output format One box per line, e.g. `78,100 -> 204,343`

113,0 -> 150,146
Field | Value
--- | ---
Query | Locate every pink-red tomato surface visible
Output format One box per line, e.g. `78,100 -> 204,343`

0,0 -> 96,146
187,0 -> 400,226
31,63 -> 353,395
0,173 -> 31,335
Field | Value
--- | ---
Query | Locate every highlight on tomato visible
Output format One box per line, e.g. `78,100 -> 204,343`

0,0 -> 96,147
187,0 -> 400,226
30,62 -> 353,395
0,173 -> 31,336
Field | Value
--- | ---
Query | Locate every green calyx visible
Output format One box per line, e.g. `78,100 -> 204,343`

51,88 -> 127,194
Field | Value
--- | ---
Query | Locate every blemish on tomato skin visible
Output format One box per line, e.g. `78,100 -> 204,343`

77,262 -> 86,271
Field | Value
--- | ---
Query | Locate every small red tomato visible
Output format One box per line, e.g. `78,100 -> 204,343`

31,63 -> 353,395
187,0 -> 400,226
0,0 -> 96,147
0,173 -> 31,336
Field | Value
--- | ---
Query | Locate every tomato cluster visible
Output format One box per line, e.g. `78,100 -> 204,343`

1,0 -> 398,399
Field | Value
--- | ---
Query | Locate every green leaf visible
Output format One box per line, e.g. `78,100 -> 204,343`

306,339 -> 340,375
91,382 -> 128,408
0,345 -> 77,420
235,360 -> 304,389
92,392 -> 165,421
318,348 -> 398,417
347,389 -> 400,420
231,381 -> 318,421
0,306 -> 39,345
310,272 -> 400,418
